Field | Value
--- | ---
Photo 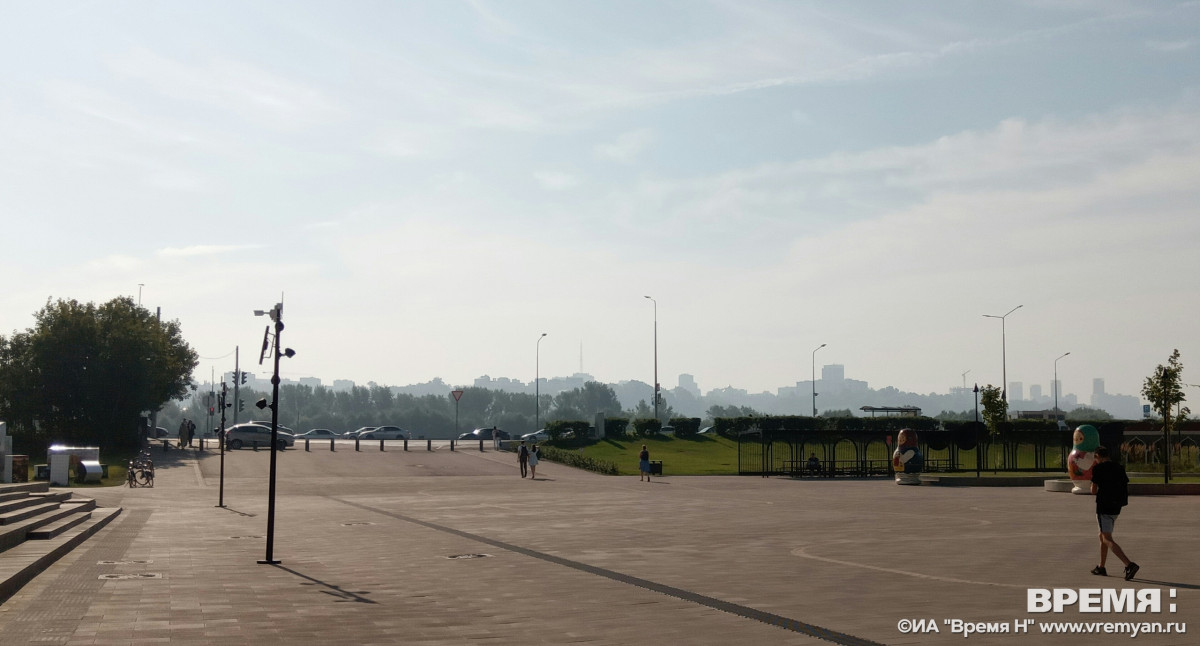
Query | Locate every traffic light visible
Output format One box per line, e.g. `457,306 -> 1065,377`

238,399 -> 245,412
240,371 -> 248,385
208,406 -> 214,415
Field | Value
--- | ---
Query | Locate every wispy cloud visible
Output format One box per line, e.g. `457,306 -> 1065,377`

1146,39 -> 1195,51
595,129 -> 654,163
156,244 -> 264,258
532,170 -> 580,190
108,48 -> 344,130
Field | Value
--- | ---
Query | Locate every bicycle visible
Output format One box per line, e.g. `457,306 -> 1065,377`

127,450 -> 155,488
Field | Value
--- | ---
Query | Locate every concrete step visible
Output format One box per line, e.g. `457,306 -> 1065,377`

0,482 -> 49,497
26,510 -> 92,540
0,507 -> 122,604
0,491 -> 70,515
0,504 -> 89,552
0,501 -> 63,526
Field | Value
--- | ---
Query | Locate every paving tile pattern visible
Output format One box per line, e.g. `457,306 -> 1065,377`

0,442 -> 1195,645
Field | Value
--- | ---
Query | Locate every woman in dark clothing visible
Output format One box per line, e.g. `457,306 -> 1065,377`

639,445 -> 651,482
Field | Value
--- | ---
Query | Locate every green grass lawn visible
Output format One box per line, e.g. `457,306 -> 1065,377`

566,434 -> 740,476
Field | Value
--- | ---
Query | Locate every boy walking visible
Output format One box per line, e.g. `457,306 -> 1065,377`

1090,446 -> 1139,580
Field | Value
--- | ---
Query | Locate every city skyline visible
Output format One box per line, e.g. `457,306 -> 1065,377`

3,2 -> 1197,404
216,363 -> 1146,420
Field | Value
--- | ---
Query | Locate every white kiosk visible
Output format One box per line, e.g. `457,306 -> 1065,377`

48,445 -> 100,486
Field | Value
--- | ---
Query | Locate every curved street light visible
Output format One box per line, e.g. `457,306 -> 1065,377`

812,343 -> 826,417
644,296 -> 658,422
1054,352 -> 1071,423
983,305 -> 1022,401
535,333 -> 547,432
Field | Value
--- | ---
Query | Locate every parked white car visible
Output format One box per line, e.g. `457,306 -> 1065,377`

224,423 -> 295,450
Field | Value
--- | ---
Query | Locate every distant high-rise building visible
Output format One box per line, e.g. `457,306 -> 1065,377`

299,377 -> 322,388
822,364 -> 845,382
1009,382 -> 1024,402
1029,384 -> 1042,400
1093,378 -> 1105,395
678,373 -> 700,396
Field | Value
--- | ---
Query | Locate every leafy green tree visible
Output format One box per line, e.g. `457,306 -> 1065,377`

979,384 -> 1007,437
935,409 -> 974,421
1064,405 -> 1113,421
704,404 -> 758,420
0,297 -> 198,449
549,382 -> 623,421
1142,349 -> 1190,422
1142,349 -> 1191,461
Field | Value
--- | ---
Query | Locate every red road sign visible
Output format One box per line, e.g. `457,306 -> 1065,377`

451,390 -> 464,401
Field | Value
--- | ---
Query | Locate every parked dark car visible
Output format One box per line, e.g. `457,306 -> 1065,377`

297,428 -> 340,439
460,427 -> 510,441
344,427 -> 376,439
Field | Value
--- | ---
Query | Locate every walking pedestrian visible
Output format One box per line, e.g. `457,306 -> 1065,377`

186,419 -> 196,448
518,441 -> 530,478
178,420 -> 188,449
1090,446 -> 1139,580
528,443 -> 539,479
639,445 -> 651,482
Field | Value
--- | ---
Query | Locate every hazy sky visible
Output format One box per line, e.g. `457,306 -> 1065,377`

2,1 -> 1198,402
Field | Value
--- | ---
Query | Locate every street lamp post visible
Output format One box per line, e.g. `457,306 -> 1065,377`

253,302 -> 294,566
644,296 -> 658,422
982,305 -> 1023,401
1054,352 -> 1071,425
973,383 -> 981,478
535,333 -> 547,432
812,343 -> 826,417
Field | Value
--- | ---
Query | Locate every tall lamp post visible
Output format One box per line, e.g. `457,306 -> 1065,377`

644,296 -> 658,422
983,305 -> 1022,401
1054,352 -> 1070,425
253,302 -> 294,566
535,333 -> 547,432
974,383 -> 981,478
812,343 -> 826,417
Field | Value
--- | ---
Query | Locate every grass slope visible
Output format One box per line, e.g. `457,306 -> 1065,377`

572,434 -> 739,476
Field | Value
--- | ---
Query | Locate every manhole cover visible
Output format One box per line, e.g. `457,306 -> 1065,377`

446,554 -> 491,560
99,573 -> 163,580
341,522 -> 374,526
98,560 -> 153,565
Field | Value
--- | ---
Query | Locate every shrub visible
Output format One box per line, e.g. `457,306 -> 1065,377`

668,417 -> 701,437
632,418 -> 662,437
604,417 -> 629,438
537,446 -> 619,475
546,420 -> 591,441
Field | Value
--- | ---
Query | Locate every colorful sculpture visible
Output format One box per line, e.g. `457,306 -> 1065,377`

1067,424 -> 1100,494
892,428 -> 923,485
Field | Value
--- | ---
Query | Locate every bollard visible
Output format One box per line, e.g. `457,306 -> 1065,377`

331,438 -> 335,452
305,439 -> 310,451
479,438 -> 484,452
403,438 -> 408,451
163,440 -> 169,453
380,439 -> 385,452
450,440 -> 454,451
427,439 -> 431,451
355,437 -> 360,452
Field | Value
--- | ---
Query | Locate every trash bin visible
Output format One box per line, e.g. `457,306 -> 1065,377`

650,460 -> 663,476
11,455 -> 29,483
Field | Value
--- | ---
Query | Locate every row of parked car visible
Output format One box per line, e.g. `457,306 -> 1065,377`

219,424 -> 552,450
220,423 -> 417,450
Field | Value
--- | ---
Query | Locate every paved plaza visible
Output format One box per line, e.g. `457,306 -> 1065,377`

0,441 -> 1195,645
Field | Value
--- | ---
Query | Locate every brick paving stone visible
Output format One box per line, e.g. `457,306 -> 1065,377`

0,442 -> 1195,645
